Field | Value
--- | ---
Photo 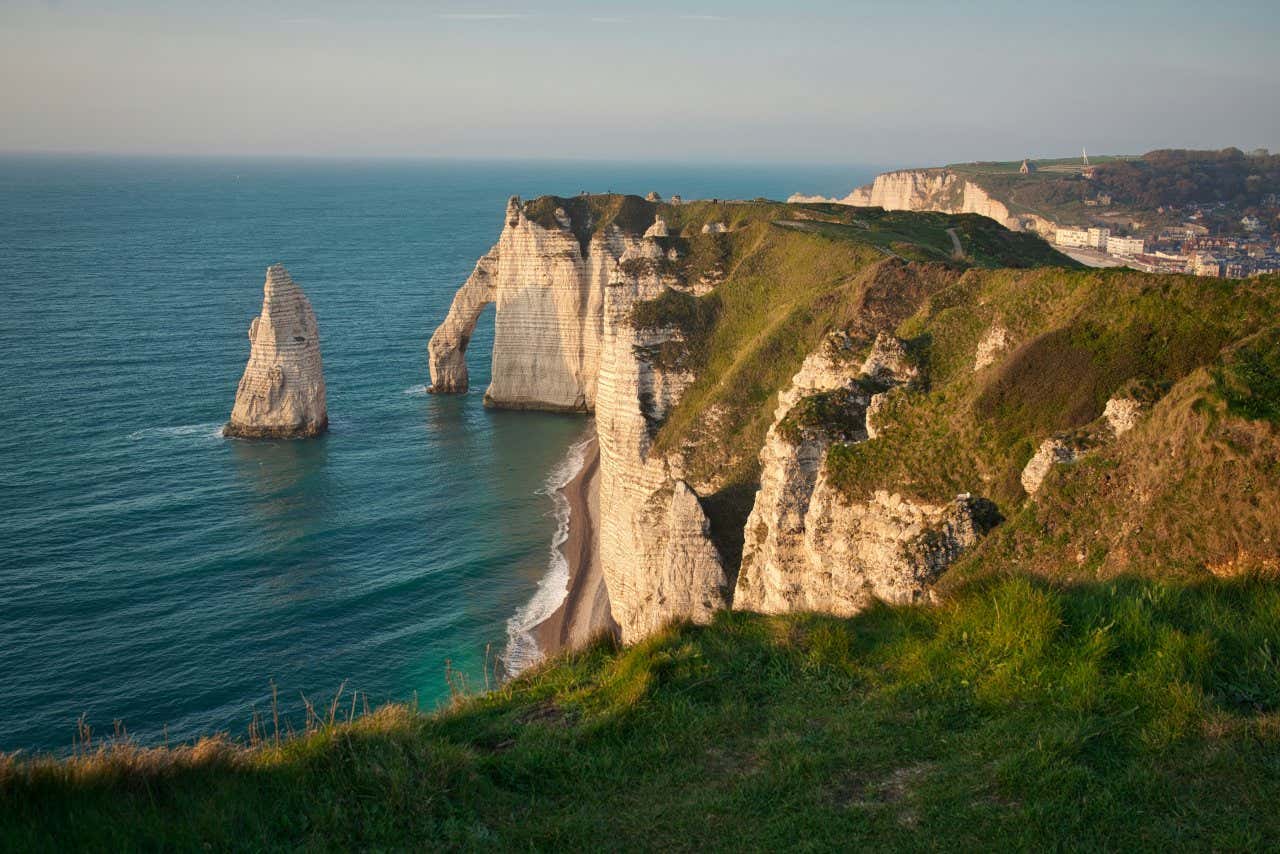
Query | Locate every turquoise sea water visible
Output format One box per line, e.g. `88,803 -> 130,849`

0,156 -> 872,753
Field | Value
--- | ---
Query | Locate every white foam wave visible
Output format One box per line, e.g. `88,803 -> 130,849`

403,384 -> 430,396
501,435 -> 595,676
128,422 -> 225,442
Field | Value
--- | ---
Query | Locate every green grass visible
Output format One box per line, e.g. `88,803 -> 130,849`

613,202 -> 1071,564
5,575 -> 1279,851
829,269 -> 1280,506
1212,327 -> 1280,425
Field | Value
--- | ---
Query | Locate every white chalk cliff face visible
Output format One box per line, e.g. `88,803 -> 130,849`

790,170 -> 1056,235
735,333 -> 992,615
430,198 -> 728,643
595,239 -> 730,642
427,196 -> 635,411
225,264 -> 327,439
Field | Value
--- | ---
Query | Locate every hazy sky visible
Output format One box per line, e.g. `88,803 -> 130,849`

2,0 -> 1277,165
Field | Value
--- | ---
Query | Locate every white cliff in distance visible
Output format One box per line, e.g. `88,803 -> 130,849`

790,169 -> 1057,235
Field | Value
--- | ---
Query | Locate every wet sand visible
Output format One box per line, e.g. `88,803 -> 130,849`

531,435 -> 616,657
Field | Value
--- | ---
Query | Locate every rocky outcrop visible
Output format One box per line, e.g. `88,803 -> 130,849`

861,332 -> 919,386
1021,438 -> 1080,495
797,485 -> 994,612
973,325 -> 1010,371
1103,396 -> 1143,436
735,333 -> 985,615
427,196 -> 648,411
644,217 -> 669,238
224,264 -> 327,439
1021,394 -> 1147,496
790,170 -> 1057,234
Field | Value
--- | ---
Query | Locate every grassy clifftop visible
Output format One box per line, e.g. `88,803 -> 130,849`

620,201 -> 1072,564
821,268 -> 1280,582
619,196 -> 1279,581
5,574 -> 1279,850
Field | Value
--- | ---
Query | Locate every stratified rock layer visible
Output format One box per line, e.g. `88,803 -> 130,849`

224,265 -> 327,439
427,197 -> 638,411
595,239 -> 730,641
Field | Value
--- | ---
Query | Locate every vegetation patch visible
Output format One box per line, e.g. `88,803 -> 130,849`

629,287 -> 721,372
5,576 -> 1280,850
522,194 -> 657,254
777,386 -> 878,445
1212,327 -> 1280,425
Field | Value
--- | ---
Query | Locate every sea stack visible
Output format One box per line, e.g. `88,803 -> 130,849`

224,264 -> 327,439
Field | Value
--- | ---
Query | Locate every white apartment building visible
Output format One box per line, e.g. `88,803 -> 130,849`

1055,228 -> 1090,248
1087,227 -> 1111,249
1192,253 -> 1221,278
1106,236 -> 1145,256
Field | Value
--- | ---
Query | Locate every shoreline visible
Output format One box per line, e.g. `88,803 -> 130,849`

530,433 -> 615,660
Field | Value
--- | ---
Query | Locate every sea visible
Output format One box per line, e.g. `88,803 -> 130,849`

0,155 -> 873,753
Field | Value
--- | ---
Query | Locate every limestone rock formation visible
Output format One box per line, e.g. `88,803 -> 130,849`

799,485 -> 994,612
1020,438 -> 1079,495
701,222 -> 728,234
1103,396 -> 1143,436
224,264 -> 327,439
595,239 -> 730,642
861,332 -> 919,386
427,195 -> 645,411
973,325 -> 1010,371
429,195 -> 731,643
865,389 -> 897,440
735,332 -> 985,616
644,216 -> 669,238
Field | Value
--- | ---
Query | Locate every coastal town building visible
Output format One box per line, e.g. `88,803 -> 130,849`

1106,236 -> 1145,256
1192,253 -> 1222,278
1088,227 -> 1111,249
1054,228 -> 1091,249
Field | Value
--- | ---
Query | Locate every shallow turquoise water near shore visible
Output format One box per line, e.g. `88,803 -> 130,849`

0,156 -> 872,752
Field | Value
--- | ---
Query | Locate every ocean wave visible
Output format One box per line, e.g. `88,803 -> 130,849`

128,422 -> 225,442
501,435 -> 595,676
402,384 -> 430,396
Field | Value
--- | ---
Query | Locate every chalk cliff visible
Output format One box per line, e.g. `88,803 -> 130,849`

595,238 -> 729,642
427,196 -> 644,411
224,264 -> 327,440
430,196 -> 729,642
790,170 -> 1056,234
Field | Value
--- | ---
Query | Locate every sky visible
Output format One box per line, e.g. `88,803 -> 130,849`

2,0 -> 1277,166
